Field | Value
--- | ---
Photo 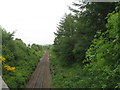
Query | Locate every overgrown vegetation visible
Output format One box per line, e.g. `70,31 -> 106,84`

51,1 -> 120,88
1,28 -> 44,88
1,1 -> 120,89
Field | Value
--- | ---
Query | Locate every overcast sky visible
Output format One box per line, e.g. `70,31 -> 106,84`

0,0 -> 77,45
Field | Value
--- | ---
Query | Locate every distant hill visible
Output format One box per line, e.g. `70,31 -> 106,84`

42,44 -> 52,46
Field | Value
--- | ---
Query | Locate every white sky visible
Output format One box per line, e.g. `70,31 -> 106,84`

0,0 -> 77,45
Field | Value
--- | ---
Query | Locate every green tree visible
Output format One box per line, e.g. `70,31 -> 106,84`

54,2 -> 117,64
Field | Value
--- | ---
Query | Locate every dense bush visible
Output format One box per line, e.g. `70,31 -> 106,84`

50,2 -> 120,88
82,9 -> 120,88
1,28 -> 44,88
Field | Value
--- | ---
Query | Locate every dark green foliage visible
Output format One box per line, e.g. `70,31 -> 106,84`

54,14 -> 77,64
1,28 -> 44,88
72,2 -> 117,63
54,2 -> 117,64
82,10 -> 120,88
51,1 -> 120,88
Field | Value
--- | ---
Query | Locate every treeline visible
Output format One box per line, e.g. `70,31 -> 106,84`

51,2 -> 120,88
0,27 -> 44,88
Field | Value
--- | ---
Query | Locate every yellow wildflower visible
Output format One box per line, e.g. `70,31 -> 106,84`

1,56 -> 16,72
0,56 -> 6,62
9,67 -> 15,72
4,65 -> 15,72
4,65 -> 10,69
